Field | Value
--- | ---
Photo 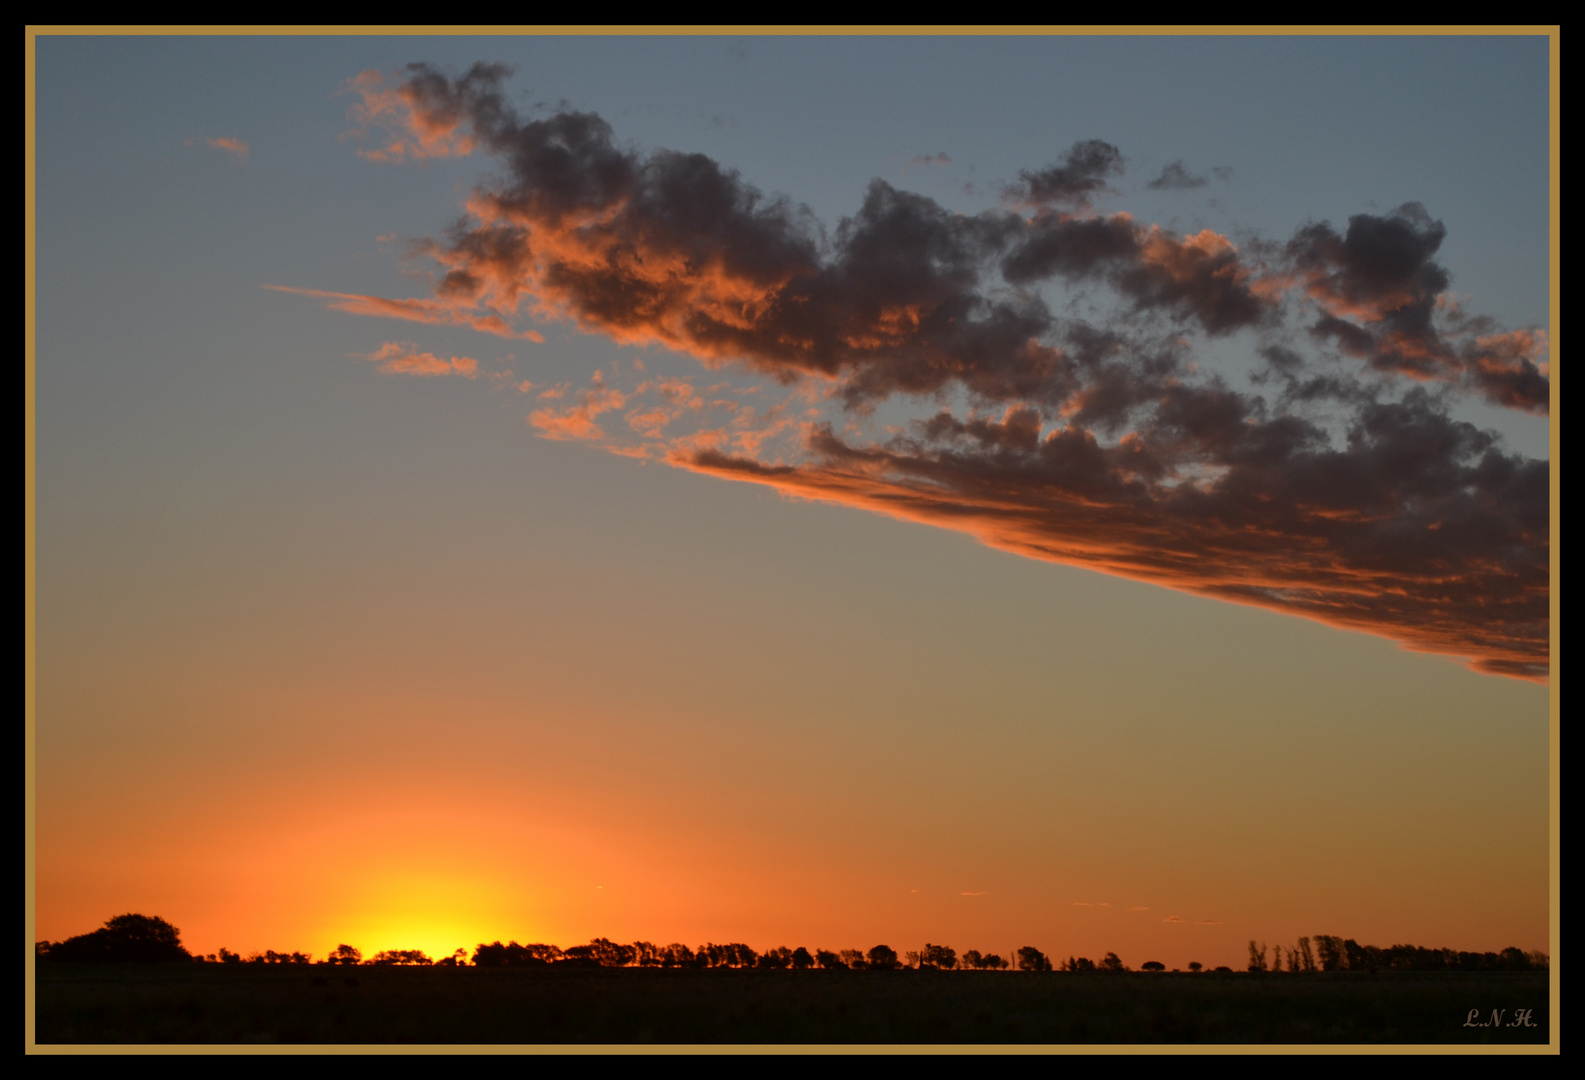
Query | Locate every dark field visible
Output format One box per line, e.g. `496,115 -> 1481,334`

32,965 -> 1550,1046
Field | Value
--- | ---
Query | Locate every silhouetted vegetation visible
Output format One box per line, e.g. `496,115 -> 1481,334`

1016,946 -> 1052,972
866,945 -> 900,971
35,914 -> 190,964
34,912 -> 1548,986
32,914 -> 1552,1043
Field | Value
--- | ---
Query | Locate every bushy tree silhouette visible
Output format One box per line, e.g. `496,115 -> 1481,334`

1016,946 -> 1052,972
40,914 -> 191,963
866,945 -> 899,970
370,949 -> 433,965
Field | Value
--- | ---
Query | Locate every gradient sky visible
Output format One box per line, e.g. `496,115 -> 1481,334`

31,31 -> 1553,971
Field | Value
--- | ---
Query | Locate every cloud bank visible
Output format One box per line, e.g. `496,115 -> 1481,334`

300,63 -> 1549,681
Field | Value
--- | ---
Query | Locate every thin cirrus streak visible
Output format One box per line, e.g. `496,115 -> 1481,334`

362,341 -> 480,379
284,62 -> 1549,682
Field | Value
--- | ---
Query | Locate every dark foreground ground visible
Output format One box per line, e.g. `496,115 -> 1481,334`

32,966 -> 1550,1045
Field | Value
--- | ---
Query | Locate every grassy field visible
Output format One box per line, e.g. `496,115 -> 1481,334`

32,965 -> 1550,1046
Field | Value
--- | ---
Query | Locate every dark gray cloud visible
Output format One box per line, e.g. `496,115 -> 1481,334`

1008,140 -> 1125,208
314,63 -> 1550,681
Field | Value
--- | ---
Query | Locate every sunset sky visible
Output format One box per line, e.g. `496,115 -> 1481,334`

30,31 -> 1554,970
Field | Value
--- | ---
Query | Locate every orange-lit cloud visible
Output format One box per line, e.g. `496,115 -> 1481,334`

361,341 -> 479,379
264,285 -> 542,341
188,136 -> 249,164
300,63 -> 1549,682
528,371 -> 626,441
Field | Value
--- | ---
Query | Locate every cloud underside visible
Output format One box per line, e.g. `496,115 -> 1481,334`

679,433 -> 1545,681
305,63 -> 1550,682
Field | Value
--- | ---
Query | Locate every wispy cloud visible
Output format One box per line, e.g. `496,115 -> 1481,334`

1147,160 -> 1207,190
360,341 -> 479,378
295,63 -> 1550,682
909,152 -> 953,168
188,136 -> 249,164
264,285 -> 543,341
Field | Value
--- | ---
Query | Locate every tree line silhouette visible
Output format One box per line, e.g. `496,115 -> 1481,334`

34,914 -> 1549,975
1244,935 -> 1547,974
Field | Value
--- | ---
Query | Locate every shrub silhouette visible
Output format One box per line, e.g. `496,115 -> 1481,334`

1016,946 -> 1052,972
370,949 -> 433,966
866,945 -> 899,970
41,914 -> 191,963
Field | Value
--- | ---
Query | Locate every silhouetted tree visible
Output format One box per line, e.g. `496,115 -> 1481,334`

370,949 -> 433,965
984,953 -> 1009,971
42,914 -> 191,963
473,941 -> 559,967
435,948 -> 469,967
920,943 -> 957,970
1313,935 -> 1346,971
327,944 -> 362,966
1100,952 -> 1126,972
816,949 -> 847,970
867,945 -> 899,970
791,947 -> 815,970
962,949 -> 984,970
1062,956 -> 1096,972
1016,946 -> 1052,972
659,943 -> 695,968
757,947 -> 793,970
632,941 -> 661,967
694,942 -> 758,968
1296,936 -> 1316,973
1247,940 -> 1268,973
1187,961 -> 1203,973
247,950 -> 312,964
1141,961 -> 1165,972
839,949 -> 867,970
